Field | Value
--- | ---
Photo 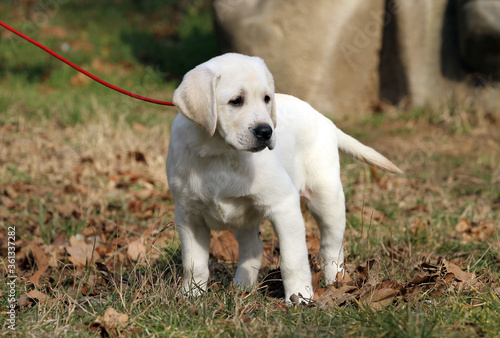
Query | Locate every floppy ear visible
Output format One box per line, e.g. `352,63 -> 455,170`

173,66 -> 221,136
264,66 -> 277,128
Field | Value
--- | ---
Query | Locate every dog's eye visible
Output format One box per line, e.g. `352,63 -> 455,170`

229,96 -> 244,107
264,95 -> 271,104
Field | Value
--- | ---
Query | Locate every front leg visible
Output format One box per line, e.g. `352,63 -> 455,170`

176,210 -> 211,296
270,195 -> 313,303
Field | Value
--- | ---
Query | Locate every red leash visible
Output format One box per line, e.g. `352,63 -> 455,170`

0,21 -> 175,107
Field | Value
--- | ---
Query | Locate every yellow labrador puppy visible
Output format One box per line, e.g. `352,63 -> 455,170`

166,53 -> 401,303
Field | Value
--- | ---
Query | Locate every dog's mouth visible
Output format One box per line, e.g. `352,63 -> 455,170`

248,144 -> 268,152
247,140 -> 275,152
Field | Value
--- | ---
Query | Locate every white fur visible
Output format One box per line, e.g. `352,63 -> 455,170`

166,53 -> 402,303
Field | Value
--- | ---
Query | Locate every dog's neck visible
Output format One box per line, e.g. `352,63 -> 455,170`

196,132 -> 233,157
185,119 -> 246,159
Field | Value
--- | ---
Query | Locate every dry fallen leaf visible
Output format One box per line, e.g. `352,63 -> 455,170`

28,264 -> 49,287
313,259 -> 405,309
99,307 -> 129,326
369,287 -> 398,303
0,196 -> 16,209
355,259 -> 377,281
314,283 -> 359,308
312,271 -> 323,292
93,307 -> 129,335
306,233 -> 321,254
25,240 -> 60,286
210,231 -> 239,262
4,185 -> 19,199
336,270 -> 353,285
455,219 -> 496,241
19,289 -> 50,306
127,238 -> 147,261
367,297 -> 396,310
66,235 -> 96,267
313,268 -> 359,308
51,232 -> 67,248
404,256 -> 483,299
443,260 -> 475,282
33,241 -> 59,268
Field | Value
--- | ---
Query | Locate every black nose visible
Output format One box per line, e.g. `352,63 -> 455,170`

253,124 -> 273,141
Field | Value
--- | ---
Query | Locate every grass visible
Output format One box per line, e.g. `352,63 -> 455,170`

7,272 -> 498,337
1,1 -> 500,336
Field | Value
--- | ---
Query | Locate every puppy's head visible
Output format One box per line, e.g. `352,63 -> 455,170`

173,53 -> 276,152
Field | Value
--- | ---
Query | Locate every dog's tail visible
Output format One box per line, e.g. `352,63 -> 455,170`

335,128 -> 403,174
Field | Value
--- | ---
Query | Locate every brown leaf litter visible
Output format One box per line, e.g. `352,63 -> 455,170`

309,255 -> 488,309
455,219 -> 496,242
18,289 -> 50,307
210,231 -> 239,262
127,237 -> 147,262
91,307 -> 130,336
1,117 -> 499,323
66,235 -> 97,267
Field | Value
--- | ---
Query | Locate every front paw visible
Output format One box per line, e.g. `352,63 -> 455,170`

181,280 -> 207,297
322,261 -> 344,285
285,284 -> 314,305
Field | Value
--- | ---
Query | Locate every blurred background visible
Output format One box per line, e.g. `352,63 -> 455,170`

0,0 -> 217,127
1,0 -> 498,121
215,0 -> 500,119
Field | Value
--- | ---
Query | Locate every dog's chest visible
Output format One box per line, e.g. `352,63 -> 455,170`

204,196 -> 263,230
177,157 -> 264,230
185,179 -> 263,229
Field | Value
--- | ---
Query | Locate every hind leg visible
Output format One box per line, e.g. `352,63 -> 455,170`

306,176 -> 346,285
233,226 -> 263,288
